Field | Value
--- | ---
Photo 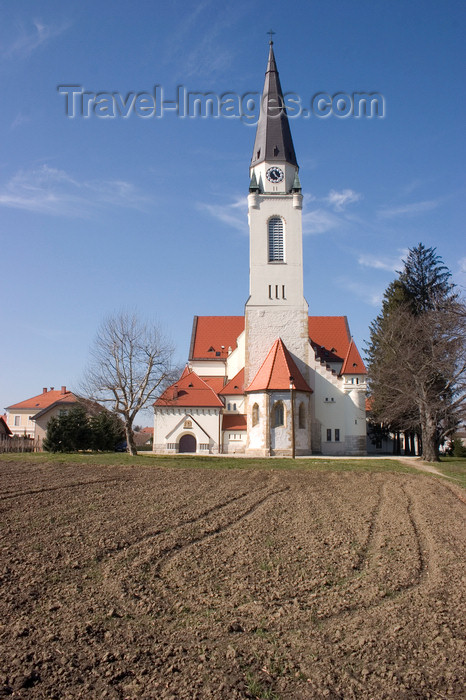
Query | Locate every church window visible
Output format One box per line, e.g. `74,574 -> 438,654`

268,217 -> 284,262
252,403 -> 259,426
326,428 -> 332,441
269,285 -> 272,299
275,285 -> 279,299
298,403 -> 305,429
335,429 -> 340,442
282,285 -> 286,299
273,401 -> 285,427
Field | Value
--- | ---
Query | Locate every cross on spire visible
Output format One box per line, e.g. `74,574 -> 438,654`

267,29 -> 275,45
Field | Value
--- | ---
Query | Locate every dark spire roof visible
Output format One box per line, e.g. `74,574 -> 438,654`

250,42 -> 298,169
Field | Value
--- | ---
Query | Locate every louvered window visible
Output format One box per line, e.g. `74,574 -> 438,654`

268,217 -> 284,262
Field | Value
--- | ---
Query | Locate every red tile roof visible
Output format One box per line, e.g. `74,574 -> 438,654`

222,414 -> 247,431
200,376 -> 227,393
246,338 -> 312,393
340,339 -> 367,375
219,369 -> 244,395
7,388 -> 77,411
189,315 -> 365,369
154,370 -> 223,408
308,316 -> 351,362
189,316 -> 245,360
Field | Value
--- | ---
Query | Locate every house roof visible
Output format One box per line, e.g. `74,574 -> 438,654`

189,316 -> 245,360
154,369 -> 224,408
222,414 -> 247,431
6,388 -> 77,412
32,397 -> 104,421
219,369 -> 244,395
246,338 -> 312,393
340,338 -> 368,375
0,415 -> 12,436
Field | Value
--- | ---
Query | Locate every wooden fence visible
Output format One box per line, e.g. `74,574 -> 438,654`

0,435 -> 41,453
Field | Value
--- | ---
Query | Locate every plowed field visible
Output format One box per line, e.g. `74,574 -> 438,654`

0,460 -> 465,698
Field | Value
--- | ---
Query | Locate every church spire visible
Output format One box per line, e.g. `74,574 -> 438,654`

250,40 -> 298,169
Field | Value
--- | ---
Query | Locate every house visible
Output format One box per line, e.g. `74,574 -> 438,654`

6,386 -> 78,444
0,415 -> 12,438
153,41 -> 367,456
133,427 -> 154,449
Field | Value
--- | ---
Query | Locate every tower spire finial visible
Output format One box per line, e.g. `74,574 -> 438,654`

267,29 -> 275,45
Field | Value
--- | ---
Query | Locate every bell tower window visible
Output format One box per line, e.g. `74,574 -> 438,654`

268,217 -> 284,262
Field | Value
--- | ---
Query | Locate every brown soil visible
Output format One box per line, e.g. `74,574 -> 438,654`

0,461 -> 465,699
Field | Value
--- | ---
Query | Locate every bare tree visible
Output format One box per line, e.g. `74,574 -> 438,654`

82,312 -> 176,455
368,301 -> 466,461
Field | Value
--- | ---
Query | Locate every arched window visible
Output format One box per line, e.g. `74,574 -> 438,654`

268,217 -> 284,262
252,403 -> 259,427
273,401 -> 285,427
298,402 -> 306,429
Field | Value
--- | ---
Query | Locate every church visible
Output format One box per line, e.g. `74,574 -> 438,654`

153,41 -> 367,456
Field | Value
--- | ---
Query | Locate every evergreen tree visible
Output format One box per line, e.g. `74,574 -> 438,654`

43,404 -> 124,453
43,405 -> 92,452
90,411 -> 125,451
398,243 -> 456,314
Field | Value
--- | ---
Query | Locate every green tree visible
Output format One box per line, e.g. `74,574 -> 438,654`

43,405 -> 92,453
90,411 -> 125,451
366,244 -> 466,462
399,243 -> 456,314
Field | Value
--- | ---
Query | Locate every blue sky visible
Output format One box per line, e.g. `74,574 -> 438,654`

1,0 -> 465,422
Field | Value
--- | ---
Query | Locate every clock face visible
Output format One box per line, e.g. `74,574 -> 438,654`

266,166 -> 284,183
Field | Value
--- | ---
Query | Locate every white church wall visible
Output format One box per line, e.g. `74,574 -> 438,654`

189,360 -> 226,377
223,395 -> 245,413
153,408 -> 220,454
226,330 -> 245,380
222,431 -> 246,454
245,307 -> 311,387
245,393 -> 269,454
294,392 -> 313,454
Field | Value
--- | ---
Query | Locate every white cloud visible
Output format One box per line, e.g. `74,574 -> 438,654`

337,278 -> 384,307
325,188 -> 362,212
0,165 -> 150,217
302,208 -> 341,235
11,112 -> 31,129
197,196 -> 248,233
377,199 -> 440,218
3,19 -> 71,59
358,249 -> 408,273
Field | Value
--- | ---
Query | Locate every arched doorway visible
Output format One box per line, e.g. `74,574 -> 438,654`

178,434 -> 196,453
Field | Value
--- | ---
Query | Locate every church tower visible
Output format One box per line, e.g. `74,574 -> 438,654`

245,41 -> 310,388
